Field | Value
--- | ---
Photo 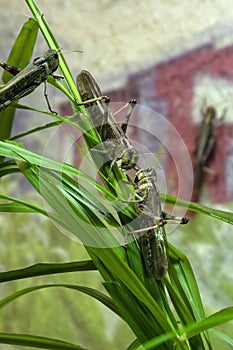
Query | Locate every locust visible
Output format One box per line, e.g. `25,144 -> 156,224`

0,49 -> 61,113
76,70 -> 138,172
193,105 -> 225,196
131,167 -> 189,279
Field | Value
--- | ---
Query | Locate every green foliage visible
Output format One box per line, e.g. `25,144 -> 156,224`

0,18 -> 38,142
0,0 -> 232,349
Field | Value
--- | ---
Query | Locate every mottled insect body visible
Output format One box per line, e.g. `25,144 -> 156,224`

76,70 -> 138,171
133,167 -> 189,279
0,49 -> 60,112
193,105 -> 225,197
195,106 -> 216,166
133,168 -> 168,279
76,71 -> 190,278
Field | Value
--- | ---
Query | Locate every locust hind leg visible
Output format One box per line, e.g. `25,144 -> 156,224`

113,99 -> 137,134
0,62 -> 21,76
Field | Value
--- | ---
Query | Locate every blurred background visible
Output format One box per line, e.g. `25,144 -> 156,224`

0,1 -> 232,349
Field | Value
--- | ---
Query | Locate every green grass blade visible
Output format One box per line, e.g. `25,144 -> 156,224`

0,193 -> 50,214
210,328 -> 233,347
1,18 -> 38,83
184,307 -> 233,338
168,244 -> 206,321
0,284 -> 117,316
0,332 -> 84,349
161,193 -> 233,224
0,18 -> 38,141
0,260 -> 96,283
25,0 -> 81,107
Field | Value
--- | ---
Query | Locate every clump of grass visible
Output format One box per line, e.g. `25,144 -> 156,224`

0,1 -> 232,349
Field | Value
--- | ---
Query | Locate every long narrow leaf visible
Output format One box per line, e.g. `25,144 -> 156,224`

210,328 -> 233,347
0,284 -> 118,316
0,260 -> 96,283
0,18 -> 38,141
25,0 -> 81,108
161,193 -> 233,224
184,307 -> 233,338
0,332 -> 84,350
